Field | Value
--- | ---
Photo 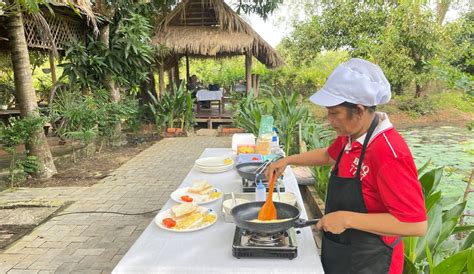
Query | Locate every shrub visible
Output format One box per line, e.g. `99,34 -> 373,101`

396,95 -> 436,116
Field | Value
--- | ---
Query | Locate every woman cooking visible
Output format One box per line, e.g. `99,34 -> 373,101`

267,58 -> 427,274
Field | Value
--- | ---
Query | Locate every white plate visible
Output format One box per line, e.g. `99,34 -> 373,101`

155,206 -> 218,232
195,157 -> 233,168
170,187 -> 223,205
194,164 -> 233,173
194,162 -> 232,169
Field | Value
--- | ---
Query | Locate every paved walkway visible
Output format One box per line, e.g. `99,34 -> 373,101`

0,136 -> 231,273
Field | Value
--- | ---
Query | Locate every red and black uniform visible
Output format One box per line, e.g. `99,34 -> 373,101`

322,115 -> 426,274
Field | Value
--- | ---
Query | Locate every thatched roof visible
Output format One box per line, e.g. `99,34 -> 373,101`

0,0 -> 107,52
152,0 -> 284,69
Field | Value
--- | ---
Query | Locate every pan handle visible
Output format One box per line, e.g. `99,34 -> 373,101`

294,218 -> 320,228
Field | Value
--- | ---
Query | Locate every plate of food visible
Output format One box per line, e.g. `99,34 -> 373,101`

195,156 -> 233,168
170,181 -> 223,204
155,203 -> 218,232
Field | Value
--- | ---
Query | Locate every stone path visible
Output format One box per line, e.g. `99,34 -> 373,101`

0,136 -> 231,273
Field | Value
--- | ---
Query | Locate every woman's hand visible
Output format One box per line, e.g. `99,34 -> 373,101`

316,211 -> 351,234
265,158 -> 289,179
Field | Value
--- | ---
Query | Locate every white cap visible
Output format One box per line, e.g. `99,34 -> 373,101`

309,58 -> 391,107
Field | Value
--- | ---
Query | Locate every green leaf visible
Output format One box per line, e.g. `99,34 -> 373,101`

417,158 -> 432,178
436,202 -> 466,248
460,232 -> 474,251
425,191 -> 441,212
416,202 -> 442,261
468,248 -> 474,274
419,167 -> 443,196
452,225 -> 474,235
433,248 -> 469,274
426,243 -> 434,272
403,254 -> 418,274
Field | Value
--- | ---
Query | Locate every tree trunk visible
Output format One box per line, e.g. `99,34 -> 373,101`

415,84 -> 422,98
436,0 -> 451,25
49,52 -> 57,85
99,23 -> 123,143
245,52 -> 252,95
7,12 -> 57,178
393,83 -> 403,96
99,24 -> 120,103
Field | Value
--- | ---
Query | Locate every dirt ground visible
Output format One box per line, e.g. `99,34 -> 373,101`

16,139 -> 157,188
388,109 -> 473,129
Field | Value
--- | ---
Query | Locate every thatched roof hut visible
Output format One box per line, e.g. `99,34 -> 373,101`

152,0 -> 284,94
0,0 -> 106,52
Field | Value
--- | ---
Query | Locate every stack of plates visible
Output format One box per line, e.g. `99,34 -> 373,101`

194,156 -> 234,173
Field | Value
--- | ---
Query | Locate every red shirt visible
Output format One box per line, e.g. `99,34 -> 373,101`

327,127 -> 426,274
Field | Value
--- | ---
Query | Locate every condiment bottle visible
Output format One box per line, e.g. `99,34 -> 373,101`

255,180 -> 266,201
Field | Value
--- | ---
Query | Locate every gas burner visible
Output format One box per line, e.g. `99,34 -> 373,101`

232,227 -> 297,259
241,178 -> 285,193
246,231 -> 287,247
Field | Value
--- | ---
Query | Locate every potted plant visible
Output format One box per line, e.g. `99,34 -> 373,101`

148,82 -> 195,137
0,92 -> 12,110
0,79 -> 15,110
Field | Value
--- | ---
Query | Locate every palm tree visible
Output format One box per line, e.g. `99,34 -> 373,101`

5,1 -> 57,178
4,0 -> 98,179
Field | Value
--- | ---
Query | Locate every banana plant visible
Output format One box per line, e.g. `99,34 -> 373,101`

403,161 -> 473,274
147,82 -> 195,132
271,91 -> 310,156
232,90 -> 267,136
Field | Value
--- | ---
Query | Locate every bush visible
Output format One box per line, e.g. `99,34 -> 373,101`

0,117 -> 45,186
147,82 -> 195,131
396,95 -> 436,116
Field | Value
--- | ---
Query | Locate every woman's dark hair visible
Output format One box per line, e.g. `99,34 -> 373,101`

339,102 -> 376,118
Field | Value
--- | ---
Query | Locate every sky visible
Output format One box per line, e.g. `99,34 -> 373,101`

246,13 -> 291,47
237,1 -> 465,48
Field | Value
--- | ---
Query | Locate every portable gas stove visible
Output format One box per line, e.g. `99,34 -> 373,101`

232,226 -> 297,259
241,178 -> 285,193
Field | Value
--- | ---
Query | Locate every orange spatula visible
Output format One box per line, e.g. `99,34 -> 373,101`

257,171 -> 277,221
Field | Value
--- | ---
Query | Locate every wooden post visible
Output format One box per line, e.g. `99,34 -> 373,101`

186,54 -> 190,84
251,74 -> 257,97
158,63 -> 165,96
174,56 -> 180,89
255,74 -> 260,97
245,52 -> 252,95
49,52 -> 57,85
168,69 -> 174,93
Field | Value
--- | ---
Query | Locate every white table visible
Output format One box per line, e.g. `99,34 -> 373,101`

196,89 -> 225,115
113,148 -> 324,274
196,89 -> 224,102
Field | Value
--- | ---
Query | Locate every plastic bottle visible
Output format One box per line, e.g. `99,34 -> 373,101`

255,180 -> 266,201
271,128 -> 280,154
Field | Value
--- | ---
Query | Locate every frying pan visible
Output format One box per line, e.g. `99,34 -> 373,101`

235,162 -> 267,181
230,201 -> 319,234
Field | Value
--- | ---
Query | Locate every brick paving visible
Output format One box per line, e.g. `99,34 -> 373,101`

0,136 -> 231,273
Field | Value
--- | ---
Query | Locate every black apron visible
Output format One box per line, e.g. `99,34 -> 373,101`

321,116 -> 401,274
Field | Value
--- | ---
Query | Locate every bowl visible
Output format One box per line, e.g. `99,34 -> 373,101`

273,192 -> 297,206
222,198 -> 250,216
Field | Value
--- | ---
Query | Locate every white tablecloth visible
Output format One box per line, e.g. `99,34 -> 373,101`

196,89 -> 223,101
113,148 -> 324,274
